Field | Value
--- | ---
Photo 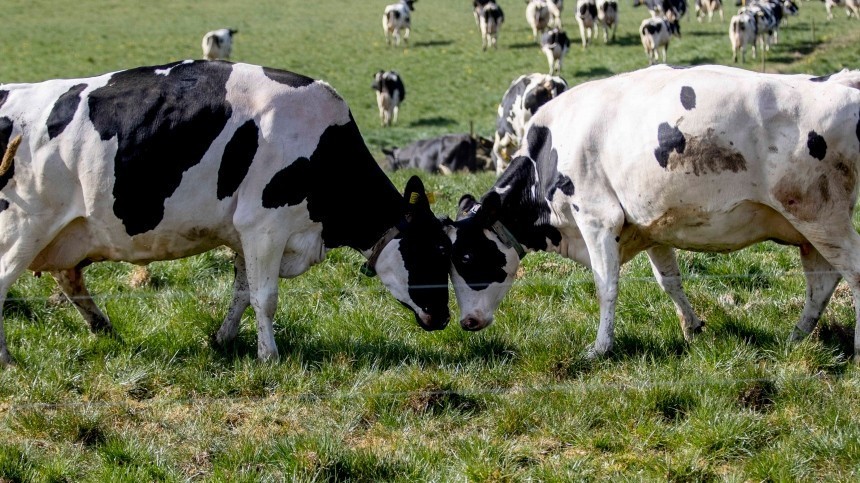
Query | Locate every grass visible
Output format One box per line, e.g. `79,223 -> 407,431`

2,0 -> 860,480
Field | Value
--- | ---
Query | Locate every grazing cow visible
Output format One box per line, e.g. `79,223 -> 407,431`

478,1 -> 505,50
597,0 -> 619,42
526,0 -> 553,40
445,65 -> 860,362
729,12 -> 757,62
384,0 -> 416,46
575,0 -> 599,47
640,16 -> 681,64
372,70 -> 406,127
825,0 -> 860,20
541,28 -> 572,74
0,60 -> 452,365
492,73 -> 568,174
384,133 -> 493,174
202,28 -> 237,60
696,0 -> 724,21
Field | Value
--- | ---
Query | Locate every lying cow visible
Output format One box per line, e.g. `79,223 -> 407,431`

384,0 -> 416,46
383,133 -> 493,174
0,60 -> 452,365
640,16 -> 681,64
445,65 -> 860,361
202,28 -> 237,60
492,73 -> 568,175
372,70 -> 406,127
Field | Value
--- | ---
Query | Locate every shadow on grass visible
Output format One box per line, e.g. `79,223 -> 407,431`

606,33 -> 644,47
720,318 -> 781,348
686,56 -> 719,65
606,332 -> 689,361
576,66 -> 615,77
408,116 -> 457,127
508,41 -> 540,50
410,39 -> 455,48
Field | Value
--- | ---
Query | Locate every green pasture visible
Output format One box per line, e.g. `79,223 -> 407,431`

2,0 -> 860,481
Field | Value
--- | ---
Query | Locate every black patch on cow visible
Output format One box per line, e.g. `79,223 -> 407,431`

856,109 -> 860,150
451,221 -> 509,290
217,119 -> 259,200
680,86 -> 696,110
654,122 -> 686,168
262,67 -> 315,88
0,117 -> 14,191
87,60 -> 233,236
809,74 -> 832,83
807,131 -> 827,161
556,175 -> 575,196
46,83 -> 87,139
262,156 -> 311,208
0,90 -> 8,111
643,23 -> 663,35
0,199 -> 8,213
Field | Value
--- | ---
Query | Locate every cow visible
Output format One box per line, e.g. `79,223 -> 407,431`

541,28 -> 572,74
696,0 -> 724,21
825,0 -> 860,20
383,133 -> 493,174
477,1 -> 505,50
202,28 -> 237,60
0,60 -> 453,365
575,0 -> 599,47
738,0 -> 798,50
640,16 -> 681,64
526,0 -> 553,40
492,73 -> 568,175
372,70 -> 406,127
729,12 -> 757,62
383,0 -> 416,46
634,0 -> 688,21
548,0 -> 565,27
444,65 -> 860,362
597,0 -> 619,42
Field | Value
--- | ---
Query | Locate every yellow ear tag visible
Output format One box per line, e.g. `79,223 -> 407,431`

426,192 -> 436,204
409,192 -> 420,204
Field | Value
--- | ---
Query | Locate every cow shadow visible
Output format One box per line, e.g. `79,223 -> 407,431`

686,56 -> 719,65
686,29 -> 723,37
575,66 -> 615,77
408,116 -> 457,128
604,33 -> 642,47
411,39 -> 455,48
508,41 -> 540,50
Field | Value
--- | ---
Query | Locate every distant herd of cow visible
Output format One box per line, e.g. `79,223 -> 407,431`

0,3 -> 859,367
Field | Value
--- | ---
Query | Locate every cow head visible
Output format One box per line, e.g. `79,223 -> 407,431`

371,176 -> 451,331
444,192 -> 521,331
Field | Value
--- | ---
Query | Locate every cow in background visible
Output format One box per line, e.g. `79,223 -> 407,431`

548,0 -> 565,26
575,0 -> 599,47
384,0 -> 416,46
372,70 -> 406,127
696,0 -> 724,22
640,16 -> 681,64
597,0 -> 619,42
384,133 -> 493,174
729,12 -> 757,62
541,28 -> 571,74
526,0 -> 553,40
825,0 -> 860,20
492,73 -> 567,174
477,1 -> 505,50
202,28 -> 237,60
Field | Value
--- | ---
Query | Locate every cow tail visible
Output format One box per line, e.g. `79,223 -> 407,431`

0,134 -> 22,177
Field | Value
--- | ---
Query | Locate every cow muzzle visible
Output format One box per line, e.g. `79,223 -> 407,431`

460,313 -> 493,331
416,310 -> 450,331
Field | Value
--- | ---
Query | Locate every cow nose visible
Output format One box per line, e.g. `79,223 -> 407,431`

460,316 -> 490,331
417,310 -> 450,331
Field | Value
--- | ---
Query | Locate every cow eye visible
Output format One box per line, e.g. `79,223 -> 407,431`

461,254 -> 472,265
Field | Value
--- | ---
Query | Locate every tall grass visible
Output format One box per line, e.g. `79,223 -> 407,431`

1,0 -> 860,480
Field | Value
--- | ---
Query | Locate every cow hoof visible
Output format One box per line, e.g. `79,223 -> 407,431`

583,344 -> 610,361
0,350 -> 14,367
257,348 -> 280,363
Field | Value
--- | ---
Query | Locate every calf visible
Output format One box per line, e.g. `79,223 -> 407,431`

729,12 -> 757,62
445,65 -> 860,362
372,70 -> 406,127
575,0 -> 599,47
696,0 -> 724,21
526,0 -> 553,40
640,16 -> 681,64
383,0 -> 416,46
492,73 -> 568,174
597,0 -> 619,42
541,28 -> 572,74
0,60 -> 452,364
384,133 -> 493,174
825,0 -> 859,20
202,28 -> 237,60
478,1 -> 505,50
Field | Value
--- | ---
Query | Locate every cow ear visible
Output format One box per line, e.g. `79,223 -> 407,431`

475,191 -> 502,228
457,194 -> 478,220
403,175 -> 432,216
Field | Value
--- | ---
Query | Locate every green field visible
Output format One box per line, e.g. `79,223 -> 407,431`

2,0 -> 860,481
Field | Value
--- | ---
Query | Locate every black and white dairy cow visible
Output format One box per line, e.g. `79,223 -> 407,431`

384,0 -> 416,46
384,133 -> 493,174
492,73 -> 568,175
446,65 -> 860,361
477,1 -> 505,50
640,16 -> 681,65
202,28 -> 237,60
540,28 -> 571,74
0,60 -> 452,365
372,70 -> 406,127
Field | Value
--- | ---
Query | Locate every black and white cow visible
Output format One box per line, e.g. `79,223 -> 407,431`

640,16 -> 681,64
635,0 -> 688,21
738,0 -> 798,51
445,65 -> 860,361
597,0 -> 619,42
0,60 -> 452,365
575,0 -> 599,47
384,133 -> 493,174
729,11 -> 757,62
548,0 -> 565,27
202,28 -> 237,60
384,0 -> 416,46
477,1 -> 505,50
696,0 -> 724,22
825,0 -> 859,21
492,73 -> 568,175
526,0 -> 553,40
541,28 -> 572,74
372,70 -> 406,127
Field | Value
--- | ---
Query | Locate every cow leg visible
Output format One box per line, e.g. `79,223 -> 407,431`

0,247 -> 35,365
646,246 -> 704,341
240,236 -> 286,361
215,253 -> 250,346
790,244 -> 841,342
51,266 -> 113,334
